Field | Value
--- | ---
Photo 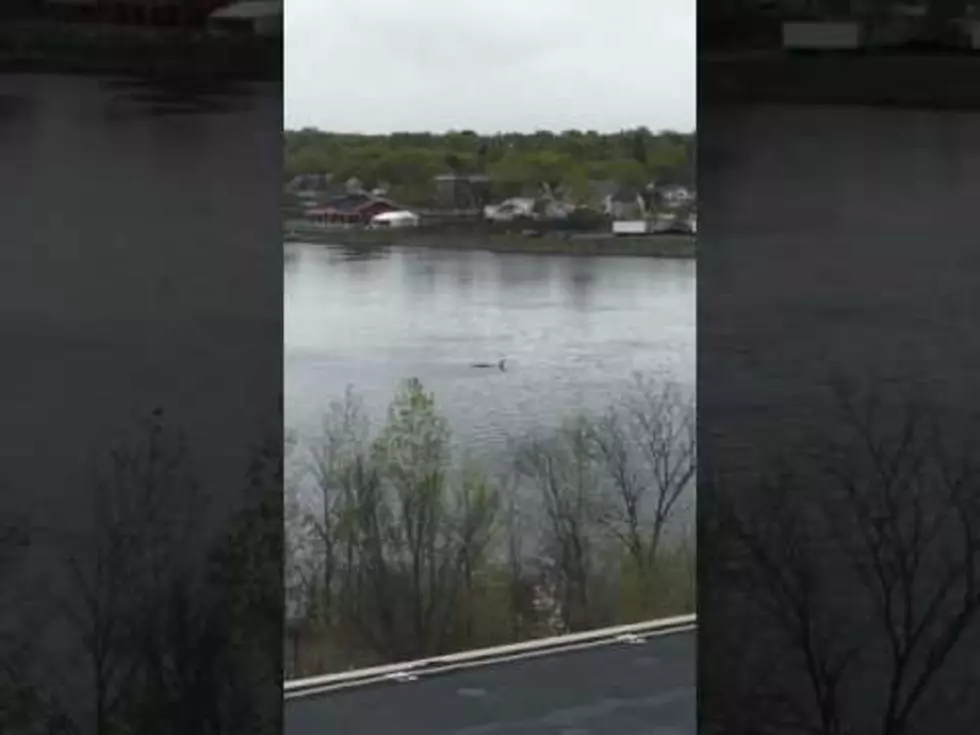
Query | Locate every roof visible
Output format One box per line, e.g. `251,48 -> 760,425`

209,0 -> 282,19
309,194 -> 398,215
286,620 -> 695,735
498,197 -> 535,209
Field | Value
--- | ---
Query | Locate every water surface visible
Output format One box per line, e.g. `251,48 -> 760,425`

285,243 -> 695,462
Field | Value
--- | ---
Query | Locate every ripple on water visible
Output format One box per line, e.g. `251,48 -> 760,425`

285,244 -> 695,466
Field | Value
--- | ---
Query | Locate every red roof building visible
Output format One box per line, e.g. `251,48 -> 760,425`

306,194 -> 400,226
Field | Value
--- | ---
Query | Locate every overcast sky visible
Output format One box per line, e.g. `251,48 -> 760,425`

285,0 -> 695,135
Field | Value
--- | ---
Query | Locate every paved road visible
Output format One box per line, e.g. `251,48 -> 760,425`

285,630 -> 695,735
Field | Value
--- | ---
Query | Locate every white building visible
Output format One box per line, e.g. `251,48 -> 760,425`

484,197 -> 536,222
659,185 -> 696,209
368,210 -> 421,229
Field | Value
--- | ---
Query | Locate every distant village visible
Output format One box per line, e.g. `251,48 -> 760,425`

284,172 -> 697,237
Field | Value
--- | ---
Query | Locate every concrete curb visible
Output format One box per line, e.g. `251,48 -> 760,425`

285,613 -> 697,700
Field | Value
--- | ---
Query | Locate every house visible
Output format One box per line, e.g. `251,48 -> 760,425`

657,184 -> 696,209
541,200 -> 575,220
484,197 -> 536,222
588,180 -> 620,208
484,197 -> 574,223
587,180 -> 654,219
433,174 -> 491,209
306,194 -> 399,227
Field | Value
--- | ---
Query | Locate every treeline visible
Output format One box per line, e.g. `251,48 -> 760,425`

284,376 -> 696,677
283,127 -> 695,206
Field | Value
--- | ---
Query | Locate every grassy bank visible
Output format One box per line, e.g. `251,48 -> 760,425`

284,225 -> 696,258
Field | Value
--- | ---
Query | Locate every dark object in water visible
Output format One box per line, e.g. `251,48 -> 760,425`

472,359 -> 507,371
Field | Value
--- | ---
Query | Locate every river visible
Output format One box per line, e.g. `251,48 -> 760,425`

285,242 -> 695,464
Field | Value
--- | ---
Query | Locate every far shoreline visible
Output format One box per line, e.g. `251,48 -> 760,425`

284,228 -> 696,259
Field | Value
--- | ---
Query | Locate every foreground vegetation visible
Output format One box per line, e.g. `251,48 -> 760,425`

284,128 -> 695,206
703,376 -> 980,734
284,376 -> 696,677
1,412 -> 280,735
0,375 -> 694,728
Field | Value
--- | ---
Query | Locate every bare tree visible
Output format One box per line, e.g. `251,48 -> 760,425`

501,488 -> 535,640
716,379 -> 980,735
54,409 -> 204,735
46,409 -> 281,735
0,512 -> 56,734
283,429 -> 313,674
306,387 -> 370,626
515,416 -> 603,632
717,469 -> 867,735
591,376 -> 696,572
512,379 -> 695,631
205,427 -> 283,735
285,391 -> 373,673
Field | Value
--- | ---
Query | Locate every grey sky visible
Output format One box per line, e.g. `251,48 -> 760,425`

285,0 -> 695,134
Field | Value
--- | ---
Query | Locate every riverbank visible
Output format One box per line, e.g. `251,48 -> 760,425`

284,226 -> 696,258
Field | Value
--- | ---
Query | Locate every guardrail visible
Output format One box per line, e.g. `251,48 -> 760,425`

285,613 -> 696,701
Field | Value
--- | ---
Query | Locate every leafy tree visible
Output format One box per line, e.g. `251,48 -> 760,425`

283,127 -> 695,205
294,380 -> 501,664
632,130 -> 648,168
285,377 -> 696,675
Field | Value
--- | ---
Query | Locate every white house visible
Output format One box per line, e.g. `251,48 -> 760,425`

659,185 -> 696,209
484,197 -> 536,222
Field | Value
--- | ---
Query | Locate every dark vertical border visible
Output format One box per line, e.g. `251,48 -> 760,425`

0,10 -> 283,735
699,4 -> 980,733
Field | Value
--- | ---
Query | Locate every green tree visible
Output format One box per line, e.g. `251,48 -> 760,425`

632,130 -> 648,168
283,127 -> 694,205
284,377 -> 696,674
295,380 -> 501,664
